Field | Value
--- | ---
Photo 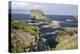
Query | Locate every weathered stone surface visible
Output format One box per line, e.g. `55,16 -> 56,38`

31,9 -> 49,21
11,29 -> 37,48
56,34 -> 78,50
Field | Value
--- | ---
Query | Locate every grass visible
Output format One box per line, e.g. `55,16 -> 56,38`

11,20 -> 38,36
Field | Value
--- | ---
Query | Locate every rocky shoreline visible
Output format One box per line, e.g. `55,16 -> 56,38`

10,9 -> 78,53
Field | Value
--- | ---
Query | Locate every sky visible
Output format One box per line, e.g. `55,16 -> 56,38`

11,1 -> 78,16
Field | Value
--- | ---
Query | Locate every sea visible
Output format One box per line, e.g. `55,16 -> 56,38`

11,14 -> 78,27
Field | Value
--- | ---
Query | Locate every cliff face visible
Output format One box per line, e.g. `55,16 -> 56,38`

56,34 -> 78,50
11,28 -> 37,52
11,29 -> 36,46
10,20 -> 38,52
31,9 -> 48,21
55,29 -> 78,50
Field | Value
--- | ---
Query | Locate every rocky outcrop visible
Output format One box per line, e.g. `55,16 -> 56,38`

11,29 -> 37,52
31,9 -> 49,21
55,29 -> 78,50
56,34 -> 78,50
11,29 -> 36,45
73,16 -> 78,21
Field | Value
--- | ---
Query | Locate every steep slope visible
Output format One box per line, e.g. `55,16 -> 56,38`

10,20 -> 38,53
55,30 -> 78,50
56,34 -> 78,50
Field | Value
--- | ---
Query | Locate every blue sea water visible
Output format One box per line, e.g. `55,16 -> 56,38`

11,14 -> 76,21
11,14 -> 78,27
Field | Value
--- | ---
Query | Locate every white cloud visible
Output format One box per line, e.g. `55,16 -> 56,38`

31,5 -> 42,9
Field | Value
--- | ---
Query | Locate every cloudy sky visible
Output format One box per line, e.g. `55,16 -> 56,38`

11,1 -> 78,15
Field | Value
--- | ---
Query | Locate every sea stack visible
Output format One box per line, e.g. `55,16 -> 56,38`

31,9 -> 49,21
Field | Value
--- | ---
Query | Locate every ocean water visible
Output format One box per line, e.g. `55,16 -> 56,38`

11,14 -> 76,21
11,14 -> 31,20
11,14 -> 78,27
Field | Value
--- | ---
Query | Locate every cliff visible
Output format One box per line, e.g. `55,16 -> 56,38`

10,20 -> 37,53
56,34 -> 78,50
55,30 -> 78,50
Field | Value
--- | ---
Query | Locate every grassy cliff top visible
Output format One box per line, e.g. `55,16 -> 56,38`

11,20 -> 38,36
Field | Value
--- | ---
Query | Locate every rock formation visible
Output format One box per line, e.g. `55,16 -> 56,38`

31,9 -> 49,21
11,29 -> 37,52
55,29 -> 78,50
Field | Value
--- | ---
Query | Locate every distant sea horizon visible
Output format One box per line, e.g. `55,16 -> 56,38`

10,13 -> 77,21
10,13 -> 78,27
